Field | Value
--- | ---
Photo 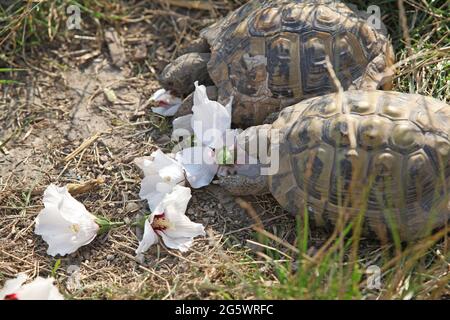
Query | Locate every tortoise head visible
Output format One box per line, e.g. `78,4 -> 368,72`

158,62 -> 187,97
159,52 -> 212,98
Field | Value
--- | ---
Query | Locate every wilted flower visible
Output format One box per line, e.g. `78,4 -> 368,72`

150,89 -> 182,116
34,184 -> 100,257
136,185 -> 205,254
0,274 -> 64,300
135,150 -> 186,211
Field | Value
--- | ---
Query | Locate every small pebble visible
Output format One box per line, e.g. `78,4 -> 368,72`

106,254 -> 115,261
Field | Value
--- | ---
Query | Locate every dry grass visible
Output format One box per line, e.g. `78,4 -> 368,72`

0,0 -> 449,300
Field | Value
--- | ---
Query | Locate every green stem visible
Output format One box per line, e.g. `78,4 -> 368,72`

95,217 -> 126,235
95,214 -> 151,234
132,214 -> 151,228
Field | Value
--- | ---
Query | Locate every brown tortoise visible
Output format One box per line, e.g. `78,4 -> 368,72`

218,91 -> 450,241
159,0 -> 395,127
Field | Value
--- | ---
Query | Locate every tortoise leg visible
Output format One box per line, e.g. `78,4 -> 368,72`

216,174 -> 269,196
174,85 -> 218,117
178,38 -> 210,56
159,52 -> 214,97
263,111 -> 280,125
359,45 -> 396,90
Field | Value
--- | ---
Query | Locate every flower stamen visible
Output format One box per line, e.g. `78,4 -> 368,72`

151,213 -> 171,231
70,224 -> 80,234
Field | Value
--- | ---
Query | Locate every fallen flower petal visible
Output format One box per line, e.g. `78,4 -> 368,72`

136,185 -> 205,254
135,219 -> 159,255
191,81 -> 232,149
34,184 -> 99,257
150,88 -> 182,116
135,150 -> 186,211
176,146 -> 218,189
135,149 -> 184,179
0,274 -> 64,300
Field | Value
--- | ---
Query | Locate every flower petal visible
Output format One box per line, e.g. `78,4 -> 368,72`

224,96 -> 233,118
135,150 -> 186,211
191,82 -> 232,149
153,185 -> 191,215
16,277 -> 64,300
135,220 -> 159,255
176,147 -> 218,188
150,89 -> 182,116
135,150 -> 182,177
172,114 -> 193,135
0,273 -> 27,299
1,274 -> 63,300
41,184 -> 98,227
193,81 -> 209,106
158,233 -> 194,252
44,232 -> 94,257
163,217 -> 205,240
158,163 -> 185,185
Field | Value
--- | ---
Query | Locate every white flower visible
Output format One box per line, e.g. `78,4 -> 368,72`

176,146 -> 218,189
191,81 -> 232,149
150,88 -> 182,116
34,184 -> 99,257
168,82 -> 235,189
136,185 -> 205,254
135,150 -> 186,211
0,274 -> 64,300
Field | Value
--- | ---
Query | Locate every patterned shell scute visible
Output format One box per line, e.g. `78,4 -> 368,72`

269,91 -> 450,241
202,0 -> 393,126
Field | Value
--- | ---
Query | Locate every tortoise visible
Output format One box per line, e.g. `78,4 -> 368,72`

218,90 -> 450,241
159,0 -> 396,127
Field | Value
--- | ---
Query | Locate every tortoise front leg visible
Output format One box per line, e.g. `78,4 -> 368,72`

159,52 -> 214,97
178,38 -> 210,56
216,174 -> 270,196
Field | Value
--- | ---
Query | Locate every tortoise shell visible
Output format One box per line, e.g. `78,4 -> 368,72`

201,0 -> 395,127
268,91 -> 450,241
